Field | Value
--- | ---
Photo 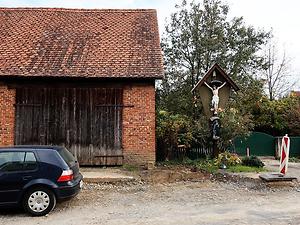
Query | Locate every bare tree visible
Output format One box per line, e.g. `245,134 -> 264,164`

262,43 -> 296,100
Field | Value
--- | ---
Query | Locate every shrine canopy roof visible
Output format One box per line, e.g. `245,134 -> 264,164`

192,63 -> 240,92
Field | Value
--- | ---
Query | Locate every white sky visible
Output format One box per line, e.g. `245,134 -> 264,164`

1,0 -> 299,89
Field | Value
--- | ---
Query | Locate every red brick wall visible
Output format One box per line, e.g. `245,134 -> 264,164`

0,81 -> 157,165
0,84 -> 15,146
123,82 -> 156,166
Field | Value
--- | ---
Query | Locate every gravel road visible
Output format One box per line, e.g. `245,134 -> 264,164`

1,178 -> 300,225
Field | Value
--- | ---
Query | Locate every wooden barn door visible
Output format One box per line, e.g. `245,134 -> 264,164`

15,87 -> 123,166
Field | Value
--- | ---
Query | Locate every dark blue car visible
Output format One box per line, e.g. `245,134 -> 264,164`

0,146 -> 83,216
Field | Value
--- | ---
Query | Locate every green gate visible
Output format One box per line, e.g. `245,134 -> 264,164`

233,132 -> 300,157
233,132 -> 275,156
287,137 -> 300,157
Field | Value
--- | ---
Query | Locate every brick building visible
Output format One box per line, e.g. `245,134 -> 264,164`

0,8 -> 164,166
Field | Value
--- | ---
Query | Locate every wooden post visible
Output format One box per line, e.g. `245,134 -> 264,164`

213,140 -> 219,158
246,147 -> 250,157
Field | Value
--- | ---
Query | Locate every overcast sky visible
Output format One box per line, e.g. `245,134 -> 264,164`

1,0 -> 299,89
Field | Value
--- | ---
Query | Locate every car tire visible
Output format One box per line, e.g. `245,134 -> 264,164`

23,187 -> 56,216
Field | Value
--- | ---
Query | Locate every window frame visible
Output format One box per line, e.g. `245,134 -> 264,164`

0,151 -> 39,173
23,151 -> 38,172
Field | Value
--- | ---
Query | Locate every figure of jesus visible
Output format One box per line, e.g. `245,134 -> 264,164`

204,81 -> 226,113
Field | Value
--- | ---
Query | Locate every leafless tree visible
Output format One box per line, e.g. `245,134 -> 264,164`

262,43 -> 296,100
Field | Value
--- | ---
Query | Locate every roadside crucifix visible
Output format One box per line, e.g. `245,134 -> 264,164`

191,63 -> 239,157
204,80 -> 226,112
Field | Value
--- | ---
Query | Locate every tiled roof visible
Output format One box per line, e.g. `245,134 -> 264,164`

290,91 -> 300,97
0,8 -> 164,79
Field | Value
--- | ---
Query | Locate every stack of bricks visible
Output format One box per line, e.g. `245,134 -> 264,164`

0,84 -> 15,146
122,82 -> 156,166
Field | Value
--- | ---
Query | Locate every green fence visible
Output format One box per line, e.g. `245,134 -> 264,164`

233,132 -> 300,157
288,137 -> 300,157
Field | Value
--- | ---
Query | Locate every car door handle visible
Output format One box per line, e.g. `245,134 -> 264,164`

22,176 -> 32,181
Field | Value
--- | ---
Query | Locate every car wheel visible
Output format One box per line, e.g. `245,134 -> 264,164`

23,187 -> 56,216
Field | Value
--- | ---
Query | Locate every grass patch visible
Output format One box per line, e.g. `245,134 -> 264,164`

157,158 -> 219,174
289,157 -> 300,163
158,157 -> 268,174
157,159 -> 183,166
122,164 -> 139,172
196,160 -> 219,173
182,158 -> 219,173
228,165 -> 267,173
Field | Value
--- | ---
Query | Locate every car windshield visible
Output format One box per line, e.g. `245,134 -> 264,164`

58,148 -> 76,166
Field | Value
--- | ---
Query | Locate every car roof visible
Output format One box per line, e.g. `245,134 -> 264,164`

0,145 -> 64,151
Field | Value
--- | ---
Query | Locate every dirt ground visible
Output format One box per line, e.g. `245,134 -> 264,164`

1,167 -> 300,225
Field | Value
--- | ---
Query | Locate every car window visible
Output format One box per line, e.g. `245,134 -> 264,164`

0,152 -> 25,172
24,152 -> 38,171
58,148 -> 76,166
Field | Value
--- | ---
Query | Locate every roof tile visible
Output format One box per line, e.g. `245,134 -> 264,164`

0,8 -> 164,79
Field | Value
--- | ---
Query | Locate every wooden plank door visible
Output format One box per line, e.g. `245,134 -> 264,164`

90,88 -> 123,165
14,87 -> 123,166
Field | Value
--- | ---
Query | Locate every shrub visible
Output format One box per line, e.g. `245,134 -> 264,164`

242,156 -> 264,168
156,111 -> 193,161
215,151 -> 242,168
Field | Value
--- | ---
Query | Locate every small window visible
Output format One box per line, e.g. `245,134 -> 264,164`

58,148 -> 76,166
24,152 -> 38,171
0,152 -> 25,172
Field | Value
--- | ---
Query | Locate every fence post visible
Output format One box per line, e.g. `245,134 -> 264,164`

246,147 -> 250,157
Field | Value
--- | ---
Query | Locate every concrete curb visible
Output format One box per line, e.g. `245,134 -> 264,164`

83,177 -> 136,183
82,171 -> 136,184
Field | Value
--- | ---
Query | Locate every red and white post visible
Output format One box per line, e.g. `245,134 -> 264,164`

279,134 -> 290,175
